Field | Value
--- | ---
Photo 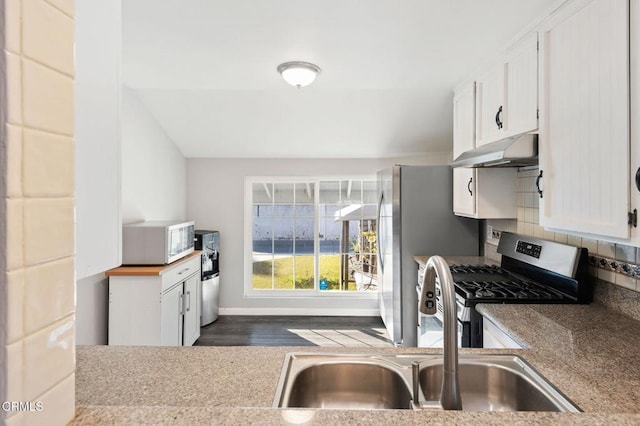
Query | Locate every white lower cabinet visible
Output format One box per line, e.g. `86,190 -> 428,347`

160,281 -> 184,346
482,317 -> 522,349
108,254 -> 201,346
182,273 -> 201,346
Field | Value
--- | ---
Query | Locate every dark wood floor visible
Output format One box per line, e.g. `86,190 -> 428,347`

195,315 -> 393,347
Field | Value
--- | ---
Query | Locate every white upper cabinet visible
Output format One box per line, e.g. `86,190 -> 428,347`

476,32 -> 539,147
452,82 -> 517,219
538,0 -> 630,239
505,33 -> 539,137
476,63 -> 506,146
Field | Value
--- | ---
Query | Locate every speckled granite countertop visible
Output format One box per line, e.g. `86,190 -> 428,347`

73,256 -> 640,424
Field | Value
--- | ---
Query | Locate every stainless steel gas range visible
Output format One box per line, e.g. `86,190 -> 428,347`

417,232 -> 592,348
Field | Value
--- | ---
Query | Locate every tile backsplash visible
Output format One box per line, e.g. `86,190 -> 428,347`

1,1 -> 76,424
487,168 -> 640,294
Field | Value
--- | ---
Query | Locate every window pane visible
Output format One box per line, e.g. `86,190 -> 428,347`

272,216 -> 293,255
295,183 -> 314,204
253,183 -> 273,204
319,254 -> 340,290
343,180 -> 362,204
252,257 -> 273,290
253,215 -> 272,252
274,183 -> 294,203
319,180 -> 340,204
272,217 -> 293,240
273,256 -> 294,290
348,220 -> 359,254
294,254 -> 314,289
362,180 -> 377,204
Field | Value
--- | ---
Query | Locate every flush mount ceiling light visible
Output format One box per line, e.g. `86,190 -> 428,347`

277,61 -> 321,88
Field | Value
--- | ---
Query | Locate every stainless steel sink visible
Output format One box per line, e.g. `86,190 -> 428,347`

273,353 -> 581,412
417,355 -> 581,412
274,355 -> 413,409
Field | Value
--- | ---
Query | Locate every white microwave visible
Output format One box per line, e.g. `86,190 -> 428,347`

122,221 -> 195,265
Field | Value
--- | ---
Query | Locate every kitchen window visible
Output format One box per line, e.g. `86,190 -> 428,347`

245,177 -> 377,296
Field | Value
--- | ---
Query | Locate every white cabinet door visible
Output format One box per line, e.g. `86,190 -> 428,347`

182,273 -> 201,346
505,32 -> 539,137
161,282 -> 183,346
539,0 -> 630,238
476,63 -> 506,147
476,33 -> 538,147
453,168 -> 476,216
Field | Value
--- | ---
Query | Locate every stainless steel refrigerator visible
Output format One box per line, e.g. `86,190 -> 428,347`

377,165 -> 479,346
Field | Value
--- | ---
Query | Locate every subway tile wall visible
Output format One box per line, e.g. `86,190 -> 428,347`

1,1 -> 76,425
486,168 -> 640,294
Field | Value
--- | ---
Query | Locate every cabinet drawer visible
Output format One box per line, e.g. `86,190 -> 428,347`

162,255 -> 200,291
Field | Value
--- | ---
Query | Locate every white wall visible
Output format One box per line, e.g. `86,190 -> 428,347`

76,88 -> 188,345
186,155 -> 449,315
121,87 -> 187,223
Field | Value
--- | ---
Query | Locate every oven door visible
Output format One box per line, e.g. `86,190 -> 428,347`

417,313 -> 469,348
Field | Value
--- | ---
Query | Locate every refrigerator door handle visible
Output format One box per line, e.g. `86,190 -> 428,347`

377,191 -> 385,273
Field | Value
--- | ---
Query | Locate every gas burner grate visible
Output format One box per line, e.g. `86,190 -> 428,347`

449,264 -> 507,274
455,279 -> 568,301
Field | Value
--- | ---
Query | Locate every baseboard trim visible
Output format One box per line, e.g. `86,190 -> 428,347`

218,308 -> 381,316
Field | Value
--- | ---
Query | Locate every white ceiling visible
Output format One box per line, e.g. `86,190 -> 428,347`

122,0 -> 559,159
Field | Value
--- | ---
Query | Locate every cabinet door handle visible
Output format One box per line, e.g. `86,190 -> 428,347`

536,170 -> 543,198
186,291 -> 191,312
467,177 -> 473,196
495,105 -> 503,129
179,293 -> 185,315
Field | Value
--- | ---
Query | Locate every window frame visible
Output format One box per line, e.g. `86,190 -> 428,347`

244,175 -> 378,299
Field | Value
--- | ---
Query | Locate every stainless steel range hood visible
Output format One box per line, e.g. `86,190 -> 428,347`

451,134 -> 538,168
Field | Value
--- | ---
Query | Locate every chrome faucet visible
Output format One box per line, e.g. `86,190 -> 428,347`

416,255 -> 462,410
